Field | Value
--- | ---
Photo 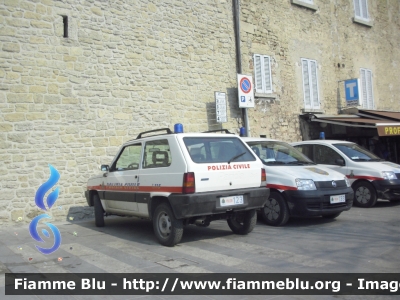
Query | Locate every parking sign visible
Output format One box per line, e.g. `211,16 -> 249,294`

237,74 -> 254,108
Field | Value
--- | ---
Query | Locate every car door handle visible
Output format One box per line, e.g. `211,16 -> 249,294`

135,175 -> 139,179
103,173 -> 108,177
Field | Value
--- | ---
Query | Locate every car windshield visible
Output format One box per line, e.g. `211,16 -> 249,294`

333,143 -> 381,161
246,141 -> 314,165
184,137 -> 257,164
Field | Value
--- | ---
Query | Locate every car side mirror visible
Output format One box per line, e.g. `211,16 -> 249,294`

100,164 -> 109,171
335,158 -> 345,166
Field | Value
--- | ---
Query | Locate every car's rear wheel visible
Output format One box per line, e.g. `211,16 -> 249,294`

353,181 -> 377,208
322,212 -> 341,219
153,203 -> 183,247
260,191 -> 290,226
227,209 -> 257,235
93,194 -> 105,227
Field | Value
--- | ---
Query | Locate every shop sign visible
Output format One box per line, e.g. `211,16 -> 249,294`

344,79 -> 361,107
377,125 -> 400,136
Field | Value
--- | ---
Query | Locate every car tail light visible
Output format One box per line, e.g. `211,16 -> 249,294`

183,172 -> 195,194
261,168 -> 266,184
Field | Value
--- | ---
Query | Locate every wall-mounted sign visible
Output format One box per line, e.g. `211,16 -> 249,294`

377,124 -> 400,136
215,92 -> 227,123
237,74 -> 254,108
344,79 -> 361,107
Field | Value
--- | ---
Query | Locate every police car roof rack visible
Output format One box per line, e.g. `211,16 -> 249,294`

136,128 -> 173,139
202,129 -> 233,134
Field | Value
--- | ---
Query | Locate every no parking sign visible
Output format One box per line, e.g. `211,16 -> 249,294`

237,74 -> 254,108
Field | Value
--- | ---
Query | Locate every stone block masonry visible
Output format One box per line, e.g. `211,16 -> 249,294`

0,0 -> 240,224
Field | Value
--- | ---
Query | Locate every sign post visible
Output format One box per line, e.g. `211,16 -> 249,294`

215,92 -> 227,123
237,74 -> 254,108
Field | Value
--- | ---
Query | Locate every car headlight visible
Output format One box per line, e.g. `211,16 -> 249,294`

344,176 -> 351,187
382,171 -> 397,180
295,179 -> 316,190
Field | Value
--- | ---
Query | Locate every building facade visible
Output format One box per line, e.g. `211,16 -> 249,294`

1,0 -> 400,224
240,0 -> 400,141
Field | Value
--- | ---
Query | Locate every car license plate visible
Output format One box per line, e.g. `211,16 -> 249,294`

330,194 -> 346,204
220,195 -> 244,207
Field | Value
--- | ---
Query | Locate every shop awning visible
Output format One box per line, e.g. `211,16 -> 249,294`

306,113 -> 400,136
357,110 -> 400,121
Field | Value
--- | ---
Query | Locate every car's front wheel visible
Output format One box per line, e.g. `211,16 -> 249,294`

353,181 -> 377,208
227,209 -> 257,235
260,191 -> 290,226
153,203 -> 183,247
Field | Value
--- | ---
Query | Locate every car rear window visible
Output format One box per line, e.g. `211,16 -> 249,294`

184,137 -> 256,164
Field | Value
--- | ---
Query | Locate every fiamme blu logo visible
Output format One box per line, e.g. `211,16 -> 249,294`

29,164 -> 62,255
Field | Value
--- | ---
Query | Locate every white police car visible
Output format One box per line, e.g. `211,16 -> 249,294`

85,125 -> 269,246
242,138 -> 354,226
291,140 -> 400,207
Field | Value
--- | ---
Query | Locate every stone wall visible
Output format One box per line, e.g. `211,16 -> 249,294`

240,0 -> 400,141
0,0 -> 239,224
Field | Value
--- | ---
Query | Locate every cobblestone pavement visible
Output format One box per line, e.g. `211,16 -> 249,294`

1,201 -> 400,300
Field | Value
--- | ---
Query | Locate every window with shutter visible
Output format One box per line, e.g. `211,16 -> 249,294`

291,0 -> 317,10
354,0 -> 369,20
301,58 -> 320,109
360,68 -> 374,109
253,54 -> 273,94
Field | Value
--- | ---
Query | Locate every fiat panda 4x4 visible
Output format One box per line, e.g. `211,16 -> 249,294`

85,126 -> 269,246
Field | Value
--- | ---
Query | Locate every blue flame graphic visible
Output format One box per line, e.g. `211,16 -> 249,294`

35,164 -> 60,211
29,214 -> 62,255
30,164 -> 62,255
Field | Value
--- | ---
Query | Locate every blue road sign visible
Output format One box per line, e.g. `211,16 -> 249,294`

345,79 -> 359,101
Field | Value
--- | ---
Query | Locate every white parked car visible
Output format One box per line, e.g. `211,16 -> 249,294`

85,126 -> 269,246
291,140 -> 400,208
242,138 -> 354,226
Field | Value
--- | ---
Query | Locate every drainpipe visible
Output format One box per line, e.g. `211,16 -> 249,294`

232,0 -> 250,137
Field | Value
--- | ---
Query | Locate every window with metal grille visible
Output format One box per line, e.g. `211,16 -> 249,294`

360,68 -> 374,109
254,54 -> 272,94
354,0 -> 369,20
301,58 -> 320,109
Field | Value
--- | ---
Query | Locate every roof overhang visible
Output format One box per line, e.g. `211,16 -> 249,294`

358,109 -> 400,121
304,113 -> 400,136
